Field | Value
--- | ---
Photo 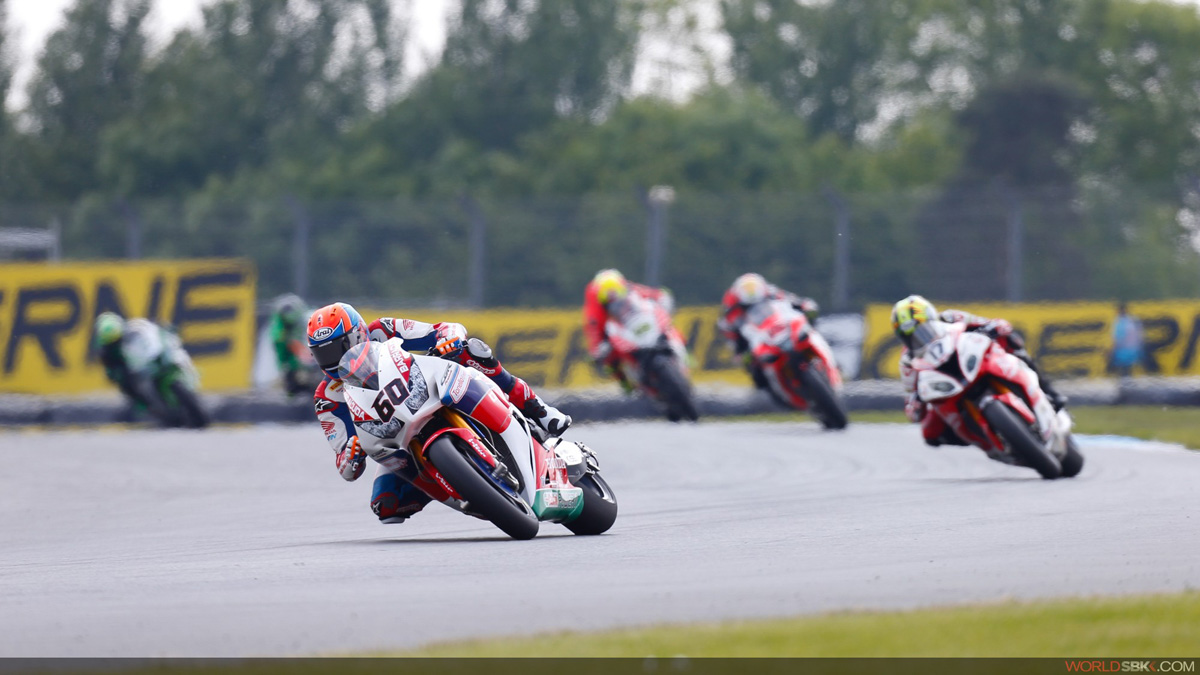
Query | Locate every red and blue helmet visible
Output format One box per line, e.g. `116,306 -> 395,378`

307,302 -> 369,378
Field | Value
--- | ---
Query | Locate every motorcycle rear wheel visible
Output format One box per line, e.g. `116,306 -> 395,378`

982,402 -> 1062,479
564,472 -> 618,536
427,437 -> 540,540
1059,436 -> 1085,478
796,366 -> 848,430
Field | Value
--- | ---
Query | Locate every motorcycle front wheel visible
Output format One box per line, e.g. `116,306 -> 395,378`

647,354 -> 698,422
169,381 -> 210,429
796,364 -> 848,430
563,472 -> 618,536
427,436 -> 540,540
982,401 -> 1062,479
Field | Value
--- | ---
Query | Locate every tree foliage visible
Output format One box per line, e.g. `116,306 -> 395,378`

21,0 -> 150,200
2,0 -> 1200,305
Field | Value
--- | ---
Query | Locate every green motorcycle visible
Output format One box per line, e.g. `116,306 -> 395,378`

122,320 -> 210,429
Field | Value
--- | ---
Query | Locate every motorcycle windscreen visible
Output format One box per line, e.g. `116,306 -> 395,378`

338,342 -> 380,390
909,320 -> 949,354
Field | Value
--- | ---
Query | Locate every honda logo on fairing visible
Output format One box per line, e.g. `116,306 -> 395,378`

312,327 -> 334,341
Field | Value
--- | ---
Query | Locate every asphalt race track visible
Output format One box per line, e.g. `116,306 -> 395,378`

2,421 -> 1198,656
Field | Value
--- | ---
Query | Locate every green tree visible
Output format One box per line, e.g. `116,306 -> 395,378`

298,0 -> 644,199
21,0 -> 150,200
440,0 -> 640,149
722,0 -> 924,142
0,0 -> 15,198
98,0 -> 403,198
1074,0 -> 1200,184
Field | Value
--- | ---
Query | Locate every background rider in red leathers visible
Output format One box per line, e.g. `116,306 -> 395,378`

583,268 -> 677,390
717,272 -> 819,401
306,302 -> 572,526
892,294 -> 1066,448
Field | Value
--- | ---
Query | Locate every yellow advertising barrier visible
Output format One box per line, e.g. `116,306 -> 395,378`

361,305 -> 745,389
861,300 -> 1200,380
0,259 -> 256,394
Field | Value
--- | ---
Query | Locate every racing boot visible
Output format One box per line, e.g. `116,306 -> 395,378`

1016,351 -> 1068,411
460,337 -> 572,436
520,393 -> 573,438
1042,383 -> 1068,412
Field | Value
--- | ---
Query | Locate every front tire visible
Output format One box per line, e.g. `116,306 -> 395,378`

982,402 -> 1062,479
427,437 -> 540,540
648,354 -> 698,422
169,381 -> 210,429
796,365 -> 848,430
564,473 -> 618,536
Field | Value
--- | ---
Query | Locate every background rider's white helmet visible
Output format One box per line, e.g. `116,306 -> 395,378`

732,273 -> 769,305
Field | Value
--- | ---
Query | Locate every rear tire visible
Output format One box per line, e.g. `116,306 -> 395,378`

564,472 -> 618,536
982,402 -> 1062,479
797,366 -> 848,430
649,355 -> 698,422
1059,437 -> 1085,478
170,381 -> 209,429
427,437 -> 540,540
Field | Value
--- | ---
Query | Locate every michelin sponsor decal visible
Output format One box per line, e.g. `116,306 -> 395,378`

0,259 -> 256,393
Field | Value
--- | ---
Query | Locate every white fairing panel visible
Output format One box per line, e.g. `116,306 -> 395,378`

956,332 -> 991,384
919,334 -> 957,368
741,300 -> 799,351
552,439 -> 584,468
607,295 -> 665,350
917,370 -> 964,402
342,340 -> 542,501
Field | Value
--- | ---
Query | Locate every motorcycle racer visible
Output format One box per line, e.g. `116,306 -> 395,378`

583,268 -> 677,390
94,312 -> 155,413
717,273 -> 820,398
892,294 -> 1066,447
307,302 -> 572,525
268,294 -> 313,397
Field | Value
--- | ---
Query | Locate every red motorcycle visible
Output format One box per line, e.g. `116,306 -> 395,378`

739,299 -> 848,429
605,293 -> 698,422
908,321 -> 1083,479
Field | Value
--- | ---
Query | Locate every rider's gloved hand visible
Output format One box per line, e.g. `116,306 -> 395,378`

591,341 -> 613,362
983,318 -> 1013,339
433,324 -> 467,357
336,436 -> 367,481
435,336 -> 464,357
904,395 -> 928,423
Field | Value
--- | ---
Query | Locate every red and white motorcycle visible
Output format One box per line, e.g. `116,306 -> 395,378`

605,293 -> 698,422
338,339 -> 618,539
909,321 -> 1083,479
738,299 -> 847,429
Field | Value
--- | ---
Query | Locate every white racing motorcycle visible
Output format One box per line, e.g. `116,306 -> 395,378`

337,338 -> 618,540
121,319 -> 209,428
605,294 -> 697,421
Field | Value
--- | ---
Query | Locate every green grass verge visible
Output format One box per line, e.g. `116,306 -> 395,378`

742,405 -> 1200,449
392,592 -> 1200,657
1067,405 -> 1200,449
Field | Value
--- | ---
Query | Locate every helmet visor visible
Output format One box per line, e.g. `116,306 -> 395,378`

338,342 -> 380,390
311,335 -> 353,374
